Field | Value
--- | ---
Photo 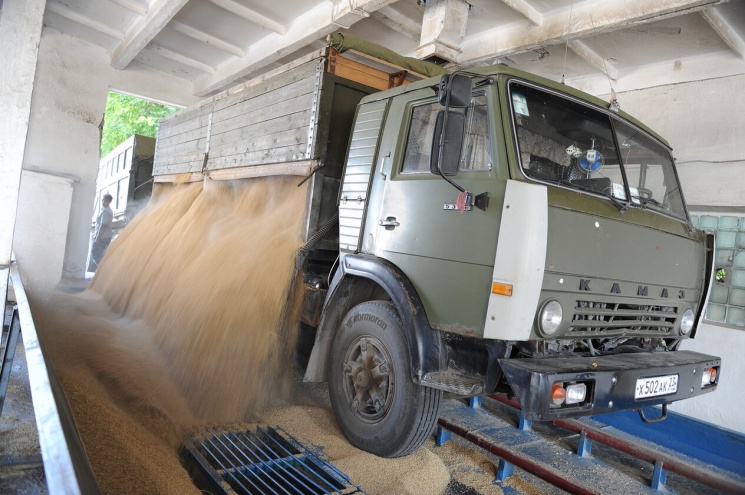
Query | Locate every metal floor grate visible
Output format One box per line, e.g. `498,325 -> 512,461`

185,426 -> 365,495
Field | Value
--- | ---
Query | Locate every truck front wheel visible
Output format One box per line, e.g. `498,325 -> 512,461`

327,301 -> 441,458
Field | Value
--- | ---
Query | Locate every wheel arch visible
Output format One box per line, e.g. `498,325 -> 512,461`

303,254 -> 444,383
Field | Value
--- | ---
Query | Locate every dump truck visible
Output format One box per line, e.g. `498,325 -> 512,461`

152,34 -> 720,458
94,134 -> 156,233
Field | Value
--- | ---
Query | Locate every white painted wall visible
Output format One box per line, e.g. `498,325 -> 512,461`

14,170 -> 76,301
14,27 -> 199,300
610,75 -> 745,434
0,0 -> 45,314
609,74 -> 745,208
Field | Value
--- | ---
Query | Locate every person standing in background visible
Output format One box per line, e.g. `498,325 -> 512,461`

89,193 -> 114,271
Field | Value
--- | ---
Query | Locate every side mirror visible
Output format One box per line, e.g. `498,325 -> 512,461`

430,110 -> 465,177
438,74 -> 472,108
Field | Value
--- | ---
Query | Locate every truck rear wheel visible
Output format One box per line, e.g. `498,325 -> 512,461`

327,300 -> 441,458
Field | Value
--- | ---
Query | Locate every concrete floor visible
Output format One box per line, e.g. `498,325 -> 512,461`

1,297 -> 740,495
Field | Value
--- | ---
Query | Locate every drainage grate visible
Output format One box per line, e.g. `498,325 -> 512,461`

185,426 -> 365,495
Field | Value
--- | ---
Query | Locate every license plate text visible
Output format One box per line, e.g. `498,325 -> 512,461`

635,374 -> 678,399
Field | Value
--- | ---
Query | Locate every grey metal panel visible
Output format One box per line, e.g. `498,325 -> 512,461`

338,100 -> 387,252
153,56 -> 324,177
10,264 -> 100,494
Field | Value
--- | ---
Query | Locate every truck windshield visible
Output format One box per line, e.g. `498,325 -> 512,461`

509,81 -> 687,221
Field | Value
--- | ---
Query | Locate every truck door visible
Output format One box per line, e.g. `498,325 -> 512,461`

362,88 -> 506,335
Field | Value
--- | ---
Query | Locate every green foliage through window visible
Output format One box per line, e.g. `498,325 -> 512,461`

100,92 -> 178,157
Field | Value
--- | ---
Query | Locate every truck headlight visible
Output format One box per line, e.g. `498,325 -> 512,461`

539,300 -> 563,336
680,308 -> 694,335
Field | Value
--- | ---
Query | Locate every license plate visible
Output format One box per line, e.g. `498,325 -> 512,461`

635,374 -> 678,399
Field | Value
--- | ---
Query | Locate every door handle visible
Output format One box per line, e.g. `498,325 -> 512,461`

379,217 -> 400,229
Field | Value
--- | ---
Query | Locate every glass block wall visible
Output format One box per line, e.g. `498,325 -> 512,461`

691,214 -> 745,328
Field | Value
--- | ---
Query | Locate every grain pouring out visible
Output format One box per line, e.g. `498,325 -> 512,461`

35,175 -> 451,495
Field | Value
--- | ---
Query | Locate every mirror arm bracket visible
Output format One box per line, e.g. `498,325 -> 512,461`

474,192 -> 489,211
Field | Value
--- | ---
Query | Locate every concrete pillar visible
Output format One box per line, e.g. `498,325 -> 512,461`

416,0 -> 470,62
0,0 -> 46,305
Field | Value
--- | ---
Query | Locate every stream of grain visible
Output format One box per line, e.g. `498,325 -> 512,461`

34,176 -> 453,495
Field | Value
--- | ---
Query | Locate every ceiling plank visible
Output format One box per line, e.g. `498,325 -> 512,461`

170,21 -> 245,57
207,0 -> 287,35
46,1 -> 125,40
111,0 -> 190,70
500,0 -> 543,26
568,50 -> 745,96
459,0 -> 725,66
143,45 -> 217,74
567,40 -> 619,80
109,0 -> 148,16
192,0 -> 398,96
701,6 -> 745,58
371,5 -> 421,41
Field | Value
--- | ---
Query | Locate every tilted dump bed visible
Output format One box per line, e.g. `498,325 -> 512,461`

152,38 -> 441,250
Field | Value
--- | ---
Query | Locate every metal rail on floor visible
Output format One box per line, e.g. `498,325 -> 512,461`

8,262 -> 100,494
437,412 -> 597,495
436,394 -> 745,495
488,393 -> 745,495
0,306 -> 21,417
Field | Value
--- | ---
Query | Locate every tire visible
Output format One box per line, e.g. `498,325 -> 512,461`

327,300 -> 441,458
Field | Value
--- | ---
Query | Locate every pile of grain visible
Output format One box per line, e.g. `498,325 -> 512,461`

34,176 -> 453,494
37,177 -> 306,492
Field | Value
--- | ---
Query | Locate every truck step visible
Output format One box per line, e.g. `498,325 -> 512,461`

421,370 -> 484,395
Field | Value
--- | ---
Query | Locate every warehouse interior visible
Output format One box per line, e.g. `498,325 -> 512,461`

1,0 -> 745,494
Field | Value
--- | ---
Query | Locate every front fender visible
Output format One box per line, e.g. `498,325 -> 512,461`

303,254 -> 444,382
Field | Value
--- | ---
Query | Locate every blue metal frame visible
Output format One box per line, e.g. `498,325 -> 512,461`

592,408 -> 745,476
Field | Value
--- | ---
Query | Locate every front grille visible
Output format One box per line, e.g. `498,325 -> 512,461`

569,300 -> 678,336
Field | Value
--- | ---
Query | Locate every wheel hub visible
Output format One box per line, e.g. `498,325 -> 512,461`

342,336 -> 392,421
355,370 -> 371,387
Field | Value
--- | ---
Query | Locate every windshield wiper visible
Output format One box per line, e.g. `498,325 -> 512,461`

637,196 -> 665,208
558,179 -> 627,213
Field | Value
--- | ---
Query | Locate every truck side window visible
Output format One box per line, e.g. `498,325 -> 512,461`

402,95 -> 490,174
402,104 -> 439,174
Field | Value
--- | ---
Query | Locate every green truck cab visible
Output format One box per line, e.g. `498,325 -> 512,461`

304,65 -> 719,457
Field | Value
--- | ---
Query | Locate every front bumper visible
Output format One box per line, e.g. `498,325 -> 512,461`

499,350 -> 720,420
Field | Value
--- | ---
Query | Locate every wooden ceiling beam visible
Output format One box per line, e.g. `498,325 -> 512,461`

371,5 -> 421,41
143,45 -> 216,73
567,39 -> 619,81
207,0 -> 287,35
701,6 -> 745,58
111,0 -> 190,70
192,0 -> 398,96
500,0 -> 543,26
170,21 -> 245,57
109,0 -> 148,16
46,1 -> 125,40
459,0 -> 725,66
